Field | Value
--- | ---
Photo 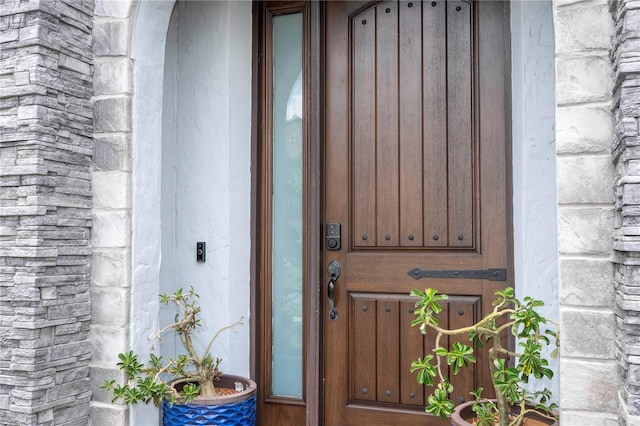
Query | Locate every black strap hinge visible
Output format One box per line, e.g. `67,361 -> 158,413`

408,268 -> 507,281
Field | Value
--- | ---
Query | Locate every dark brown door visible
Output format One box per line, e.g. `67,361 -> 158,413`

323,1 -> 511,424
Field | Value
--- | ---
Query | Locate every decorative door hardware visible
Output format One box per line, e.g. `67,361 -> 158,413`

327,260 -> 341,320
407,268 -> 507,281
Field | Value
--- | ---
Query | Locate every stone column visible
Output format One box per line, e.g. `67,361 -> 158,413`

611,0 -> 640,424
555,0 -> 618,423
88,0 -> 133,424
0,0 -> 93,424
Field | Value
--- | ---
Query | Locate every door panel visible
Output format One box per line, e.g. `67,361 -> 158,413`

351,0 -> 476,250
324,1 -> 511,424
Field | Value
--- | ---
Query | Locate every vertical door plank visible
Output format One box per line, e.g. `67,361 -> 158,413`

399,1 -> 424,247
447,298 -> 477,405
352,297 -> 376,401
400,300 -> 424,406
447,1 -> 474,247
375,2 -> 399,247
423,1 -> 448,247
376,300 -> 399,403
352,8 -> 377,247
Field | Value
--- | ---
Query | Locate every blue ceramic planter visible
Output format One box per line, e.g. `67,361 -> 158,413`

162,375 -> 257,426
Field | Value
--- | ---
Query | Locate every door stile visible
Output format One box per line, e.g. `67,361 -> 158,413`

305,1 -> 324,424
323,4 -> 351,426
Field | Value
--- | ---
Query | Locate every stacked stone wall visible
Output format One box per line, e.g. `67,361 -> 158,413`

611,0 -> 640,424
0,0 -> 94,424
554,0 -> 618,424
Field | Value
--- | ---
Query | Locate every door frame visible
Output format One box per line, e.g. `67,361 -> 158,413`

252,1 -> 324,424
251,2 -> 513,424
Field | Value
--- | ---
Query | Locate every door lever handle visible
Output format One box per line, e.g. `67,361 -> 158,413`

327,260 -> 341,321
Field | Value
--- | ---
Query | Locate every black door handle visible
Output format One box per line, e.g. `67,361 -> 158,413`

327,260 -> 341,320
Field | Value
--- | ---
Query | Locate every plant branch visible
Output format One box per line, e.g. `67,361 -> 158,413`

433,333 -> 446,383
427,309 -> 516,337
202,317 -> 244,360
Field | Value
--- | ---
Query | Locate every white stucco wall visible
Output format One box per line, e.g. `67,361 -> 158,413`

160,0 -> 253,369
131,1 -> 252,424
510,0 -> 559,400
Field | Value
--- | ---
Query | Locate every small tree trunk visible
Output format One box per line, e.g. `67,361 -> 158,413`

199,379 -> 217,397
488,346 -> 510,426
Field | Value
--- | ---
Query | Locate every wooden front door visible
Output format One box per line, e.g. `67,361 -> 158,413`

323,1 -> 511,424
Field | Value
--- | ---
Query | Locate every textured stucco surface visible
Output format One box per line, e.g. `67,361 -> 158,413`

511,0 -> 559,400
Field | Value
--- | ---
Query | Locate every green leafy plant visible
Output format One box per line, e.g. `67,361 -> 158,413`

410,287 -> 559,426
102,287 -> 243,406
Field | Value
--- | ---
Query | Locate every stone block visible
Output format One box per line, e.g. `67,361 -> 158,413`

52,400 -> 90,425
556,0 -> 594,6
558,206 -> 614,254
89,365 -> 127,404
90,249 -> 130,288
18,25 -> 42,42
94,0 -> 133,18
7,286 -> 40,302
37,409 -> 53,424
48,378 -> 90,401
55,366 -> 89,387
629,364 -> 640,386
48,302 -> 91,321
560,358 -> 618,411
556,55 -> 613,105
0,29 -> 19,43
627,412 -> 640,426
17,105 -> 47,121
91,210 -> 130,248
555,2 -> 612,54
89,402 -> 128,426
557,156 -> 614,204
93,58 -> 131,96
625,184 -> 640,206
93,19 -> 129,57
560,308 -> 616,358
559,258 -> 614,307
89,327 -> 128,364
93,134 -> 130,172
58,54 -> 91,77
556,104 -> 613,155
90,289 -> 129,327
0,410 -> 37,426
561,411 -> 618,425
621,83 -> 640,117
0,113 -> 17,128
94,96 -> 131,133
624,9 -> 640,38
92,171 -> 129,209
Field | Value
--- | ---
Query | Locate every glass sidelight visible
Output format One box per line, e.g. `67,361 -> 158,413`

271,11 -> 304,399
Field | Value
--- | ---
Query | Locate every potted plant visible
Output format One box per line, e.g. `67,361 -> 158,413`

101,287 -> 257,426
409,287 -> 559,426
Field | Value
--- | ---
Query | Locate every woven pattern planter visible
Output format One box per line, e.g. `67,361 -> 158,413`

162,375 -> 257,426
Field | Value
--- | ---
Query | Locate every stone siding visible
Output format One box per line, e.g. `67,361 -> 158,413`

88,0 -> 133,424
611,0 -> 640,424
555,0 -> 619,424
0,0 -> 94,425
